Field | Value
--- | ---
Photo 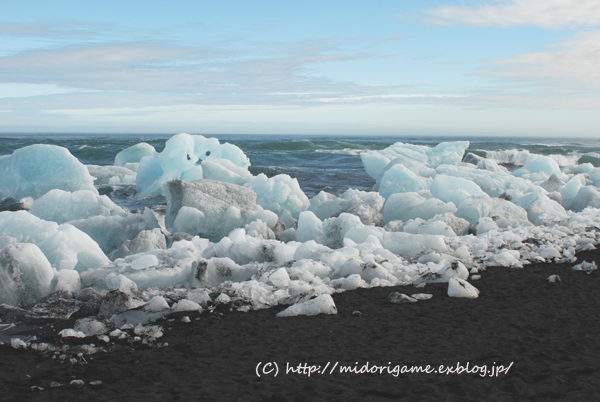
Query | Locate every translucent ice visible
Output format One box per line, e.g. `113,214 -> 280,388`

296,211 -> 364,249
29,189 -> 127,224
249,174 -> 310,226
309,189 -> 384,226
447,278 -> 479,298
0,144 -> 96,200
570,186 -> 600,212
115,142 -> 156,167
276,294 -> 337,317
135,133 -> 250,198
0,243 -> 54,307
383,193 -> 456,224
164,179 -> 277,242
430,175 -> 487,207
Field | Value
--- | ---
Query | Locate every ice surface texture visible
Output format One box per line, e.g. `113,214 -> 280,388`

0,144 -> 96,199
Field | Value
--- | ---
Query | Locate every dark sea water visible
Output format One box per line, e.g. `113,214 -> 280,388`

1,134 -> 597,209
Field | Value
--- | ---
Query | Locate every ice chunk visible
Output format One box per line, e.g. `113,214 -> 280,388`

377,164 -> 432,199
381,232 -> 446,257
109,228 -> 167,260
361,141 -> 469,179
0,211 -> 109,272
296,211 -> 363,249
430,175 -> 487,207
540,174 -> 563,193
55,269 -> 81,293
145,296 -> 170,311
486,250 -> 521,267
87,165 -> 136,186
69,208 -> 161,254
74,317 -> 108,336
196,257 -> 258,287
539,246 -> 561,260
172,299 -> 203,312
476,217 -> 499,235
456,195 -> 529,225
0,144 -> 96,200
164,179 -> 277,242
135,133 -> 250,198
98,290 -> 145,319
419,261 -> 469,283
0,243 -> 54,307
249,174 -> 310,226
82,243 -> 200,291
513,156 -> 560,178
512,192 -> 567,223
276,294 -> 337,317
435,165 -> 532,198
130,254 -> 160,270
29,189 -> 127,224
309,189 -> 384,226
269,267 -> 291,288
115,142 -> 156,166
201,158 -> 253,185
560,175 -> 585,210
403,218 -> 457,237
387,292 -> 417,303
447,278 -> 479,298
570,186 -> 600,212
59,329 -> 86,338
383,193 -> 456,224
572,261 -> 597,273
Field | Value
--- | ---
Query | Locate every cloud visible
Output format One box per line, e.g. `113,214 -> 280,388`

480,31 -> 600,91
427,0 -> 600,29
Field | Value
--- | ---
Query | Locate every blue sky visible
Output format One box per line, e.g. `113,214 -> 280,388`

1,0 -> 599,136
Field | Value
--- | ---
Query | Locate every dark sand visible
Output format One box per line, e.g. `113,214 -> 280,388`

1,250 -> 600,402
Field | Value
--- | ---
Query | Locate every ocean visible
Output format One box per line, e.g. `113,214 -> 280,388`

0,134 -> 596,211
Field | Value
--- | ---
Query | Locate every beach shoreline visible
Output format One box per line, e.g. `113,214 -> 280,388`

2,249 -> 599,401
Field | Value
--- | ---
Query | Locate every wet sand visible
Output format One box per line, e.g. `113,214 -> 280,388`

1,249 -> 600,401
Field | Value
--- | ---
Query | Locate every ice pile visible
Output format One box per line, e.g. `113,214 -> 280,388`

1,137 -> 600,328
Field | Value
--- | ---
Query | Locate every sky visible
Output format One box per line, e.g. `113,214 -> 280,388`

0,0 -> 599,136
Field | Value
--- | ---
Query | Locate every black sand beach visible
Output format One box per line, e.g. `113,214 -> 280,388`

2,249 -> 599,402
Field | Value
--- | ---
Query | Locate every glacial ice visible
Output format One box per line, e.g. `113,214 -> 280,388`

276,294 -> 337,317
29,189 -> 127,224
115,142 -> 156,167
0,144 -> 96,200
164,179 -> 278,242
2,137 -> 600,326
0,243 -> 54,307
135,133 -> 250,198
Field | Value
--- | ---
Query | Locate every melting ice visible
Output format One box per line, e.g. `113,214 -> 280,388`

1,134 -> 600,327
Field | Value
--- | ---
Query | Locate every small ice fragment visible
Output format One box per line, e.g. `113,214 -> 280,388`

572,261 -> 597,274
470,268 -> 479,274
351,310 -> 363,317
276,294 -> 337,317
181,316 -> 191,323
214,293 -> 232,304
97,335 -> 110,343
471,275 -> 481,280
410,293 -> 433,300
59,329 -> 86,338
144,296 -> 170,312
387,292 -> 418,304
129,254 -> 159,270
172,299 -> 203,312
447,278 -> 480,299
10,338 -> 28,349
50,381 -> 63,388
90,380 -> 103,386
70,380 -> 85,386
547,275 -> 561,283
